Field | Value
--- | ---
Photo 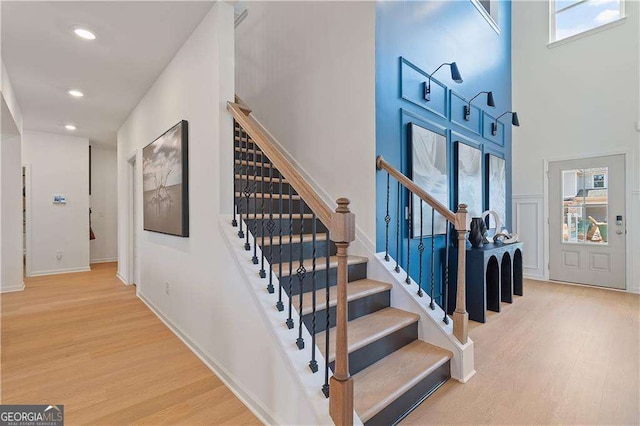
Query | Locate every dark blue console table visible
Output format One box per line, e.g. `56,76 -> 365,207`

446,242 -> 524,323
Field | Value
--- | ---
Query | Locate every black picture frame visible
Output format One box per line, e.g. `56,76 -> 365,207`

142,120 -> 189,237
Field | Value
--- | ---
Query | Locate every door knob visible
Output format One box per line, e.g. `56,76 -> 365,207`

616,230 -> 623,235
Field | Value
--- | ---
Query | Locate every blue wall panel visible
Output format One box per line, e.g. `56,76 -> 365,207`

375,0 -> 513,294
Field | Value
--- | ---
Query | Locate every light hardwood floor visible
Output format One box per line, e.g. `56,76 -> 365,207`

402,279 -> 640,425
1,263 -> 261,425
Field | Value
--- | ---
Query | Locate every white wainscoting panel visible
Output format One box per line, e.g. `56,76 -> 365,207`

512,194 -> 545,280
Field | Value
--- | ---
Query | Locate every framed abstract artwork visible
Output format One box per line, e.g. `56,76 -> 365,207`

409,122 -> 449,237
455,141 -> 482,226
486,154 -> 506,229
143,120 -> 189,237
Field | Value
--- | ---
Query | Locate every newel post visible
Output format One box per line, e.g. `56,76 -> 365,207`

329,198 -> 355,426
453,204 -> 469,345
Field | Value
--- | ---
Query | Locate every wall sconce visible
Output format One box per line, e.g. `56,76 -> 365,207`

424,62 -> 463,101
464,91 -> 495,121
492,111 -> 520,135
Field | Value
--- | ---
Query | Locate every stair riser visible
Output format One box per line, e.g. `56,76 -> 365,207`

280,262 -> 368,296
234,165 -> 284,180
244,218 -> 327,238
301,291 -> 390,334
234,196 -> 305,215
364,360 -> 451,426
329,322 -> 418,376
264,240 -> 337,264
234,180 -> 293,197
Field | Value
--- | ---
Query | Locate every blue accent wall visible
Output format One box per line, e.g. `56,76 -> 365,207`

375,1 -> 512,294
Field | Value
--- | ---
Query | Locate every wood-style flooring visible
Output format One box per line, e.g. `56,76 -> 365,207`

401,279 -> 640,425
1,263 -> 261,425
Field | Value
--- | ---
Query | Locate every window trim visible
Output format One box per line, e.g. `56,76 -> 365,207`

471,0 -> 501,35
549,0 -> 626,47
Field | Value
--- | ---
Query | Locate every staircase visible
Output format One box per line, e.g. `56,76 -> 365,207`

229,99 -> 469,425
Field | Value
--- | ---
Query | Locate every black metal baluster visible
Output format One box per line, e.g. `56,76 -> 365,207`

429,207 -> 436,310
232,120 -> 238,227
406,191 -> 412,285
322,228 -> 330,398
286,185 -> 294,329
266,165 -> 275,294
276,173 -> 284,312
395,181 -> 401,273
237,128 -> 245,239
384,173 -> 391,261
259,153 -> 266,278
443,222 -> 450,324
243,131 -> 251,251
251,142 -> 259,264
309,214 -> 318,372
417,200 -> 424,297
296,198 -> 306,350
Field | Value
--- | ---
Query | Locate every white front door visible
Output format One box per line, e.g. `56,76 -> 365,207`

549,155 -> 626,289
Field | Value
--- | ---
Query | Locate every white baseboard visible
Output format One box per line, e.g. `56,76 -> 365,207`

137,292 -> 276,426
90,257 -> 118,264
29,266 -> 91,277
116,273 -> 129,285
1,283 -> 25,293
524,272 -> 545,281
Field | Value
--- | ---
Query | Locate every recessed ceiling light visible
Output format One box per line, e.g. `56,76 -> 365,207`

68,89 -> 84,98
73,28 -> 96,40
65,124 -> 77,131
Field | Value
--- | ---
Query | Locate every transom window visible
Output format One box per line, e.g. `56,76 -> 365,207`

551,0 -> 625,43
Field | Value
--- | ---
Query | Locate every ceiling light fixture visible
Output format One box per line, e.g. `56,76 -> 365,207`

65,124 -> 77,131
68,89 -> 84,98
73,28 -> 96,40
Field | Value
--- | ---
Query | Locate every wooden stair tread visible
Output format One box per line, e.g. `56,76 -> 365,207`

278,255 -> 368,278
316,307 -> 419,362
234,192 -> 300,200
234,174 -> 287,184
243,213 -> 313,220
292,279 -> 392,316
353,340 -> 453,423
262,233 -> 328,246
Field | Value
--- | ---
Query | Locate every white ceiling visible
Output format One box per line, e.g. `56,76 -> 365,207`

1,1 -> 214,147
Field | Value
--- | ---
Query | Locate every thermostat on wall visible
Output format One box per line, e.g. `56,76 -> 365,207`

53,195 -> 67,204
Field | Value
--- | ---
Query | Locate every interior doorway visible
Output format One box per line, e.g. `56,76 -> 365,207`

128,156 -> 139,286
548,154 -> 626,289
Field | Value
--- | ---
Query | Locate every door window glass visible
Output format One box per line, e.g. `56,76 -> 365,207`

562,167 -> 608,244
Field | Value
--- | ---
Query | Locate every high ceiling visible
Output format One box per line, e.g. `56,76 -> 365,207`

1,1 -> 214,147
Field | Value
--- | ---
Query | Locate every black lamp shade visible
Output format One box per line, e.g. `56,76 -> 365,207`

512,112 -> 520,126
487,91 -> 495,107
450,62 -> 463,83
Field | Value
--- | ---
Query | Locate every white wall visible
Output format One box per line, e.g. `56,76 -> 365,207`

90,145 -> 117,263
1,61 -> 24,292
117,3 -> 319,424
235,1 -> 377,249
512,1 -> 640,292
22,131 -> 90,275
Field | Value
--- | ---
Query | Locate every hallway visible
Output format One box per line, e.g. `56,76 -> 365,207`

1,263 -> 260,425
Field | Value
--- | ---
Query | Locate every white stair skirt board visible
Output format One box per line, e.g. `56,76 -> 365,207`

0,283 -> 25,293
368,253 -> 476,383
219,215 -> 364,426
28,266 -> 91,277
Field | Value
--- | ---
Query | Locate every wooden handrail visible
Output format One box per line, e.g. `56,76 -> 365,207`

228,102 -> 334,228
376,156 -> 455,223
376,155 -> 469,345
